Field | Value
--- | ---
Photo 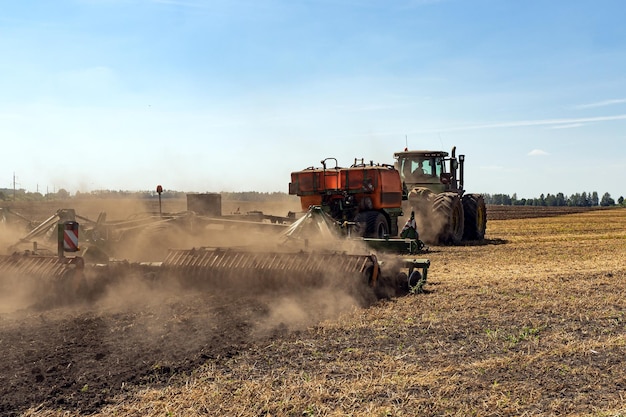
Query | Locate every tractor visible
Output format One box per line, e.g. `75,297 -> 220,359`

394,146 -> 487,244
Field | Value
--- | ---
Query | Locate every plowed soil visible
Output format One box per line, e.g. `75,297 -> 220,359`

486,204 -> 600,220
1,200 -> 625,416
0,197 -> 370,416
0,293 -> 268,415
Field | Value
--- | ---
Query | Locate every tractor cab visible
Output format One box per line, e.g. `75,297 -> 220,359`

394,147 -> 464,195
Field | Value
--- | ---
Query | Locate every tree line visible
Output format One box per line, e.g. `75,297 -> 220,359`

0,188 -> 296,202
2,187 -> 624,207
484,191 -> 624,207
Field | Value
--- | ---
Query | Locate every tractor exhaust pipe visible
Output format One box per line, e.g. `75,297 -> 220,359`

451,146 -> 464,191
458,154 -> 465,191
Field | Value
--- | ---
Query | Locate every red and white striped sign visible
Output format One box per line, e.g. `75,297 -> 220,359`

63,222 -> 79,252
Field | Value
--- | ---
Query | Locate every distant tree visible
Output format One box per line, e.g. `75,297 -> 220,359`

556,192 -> 566,206
619,196 -> 624,206
57,188 -> 70,199
25,192 -> 44,201
591,191 -> 599,206
579,193 -> 587,206
600,192 -> 615,207
485,193 -> 512,205
0,191 -> 5,201
568,193 -> 580,206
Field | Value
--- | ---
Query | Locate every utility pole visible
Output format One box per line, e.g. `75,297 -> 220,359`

13,172 -> 16,201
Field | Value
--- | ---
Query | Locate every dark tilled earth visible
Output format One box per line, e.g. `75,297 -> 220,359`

0,197 -> 369,416
486,204 -> 598,220
0,273 -> 373,417
0,291 -> 273,416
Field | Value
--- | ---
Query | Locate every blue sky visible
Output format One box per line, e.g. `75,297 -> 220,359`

1,0 -> 625,199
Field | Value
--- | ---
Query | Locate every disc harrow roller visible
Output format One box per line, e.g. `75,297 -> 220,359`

0,254 -> 83,282
0,254 -> 85,305
159,248 -> 380,291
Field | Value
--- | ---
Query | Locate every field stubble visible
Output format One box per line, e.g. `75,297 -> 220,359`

10,204 -> 626,416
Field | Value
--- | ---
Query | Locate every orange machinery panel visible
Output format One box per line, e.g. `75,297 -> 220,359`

340,166 -> 403,210
290,168 -> 340,210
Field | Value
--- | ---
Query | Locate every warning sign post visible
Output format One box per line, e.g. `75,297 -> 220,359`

58,221 -> 79,259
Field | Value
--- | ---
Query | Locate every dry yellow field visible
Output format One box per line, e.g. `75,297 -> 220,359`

16,207 -> 624,416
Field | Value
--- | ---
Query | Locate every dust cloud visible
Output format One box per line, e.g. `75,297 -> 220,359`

0,274 -> 41,314
253,288 -> 361,337
0,197 -> 386,344
0,197 -> 413,417
0,215 -> 71,312
0,215 -> 35,254
401,196 -> 448,244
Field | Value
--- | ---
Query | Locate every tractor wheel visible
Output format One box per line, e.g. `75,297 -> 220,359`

357,211 -> 389,238
462,194 -> 487,241
408,270 -> 425,293
432,193 -> 464,244
407,188 -> 433,219
374,271 -> 409,299
367,213 -> 389,239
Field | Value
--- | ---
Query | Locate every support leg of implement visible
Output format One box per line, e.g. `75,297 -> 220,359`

404,258 -> 430,293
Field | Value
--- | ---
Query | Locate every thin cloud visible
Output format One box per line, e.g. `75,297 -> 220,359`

549,123 -> 586,129
409,114 -> 626,135
528,149 -> 549,156
574,99 -> 626,109
350,114 -> 626,140
455,114 -> 626,131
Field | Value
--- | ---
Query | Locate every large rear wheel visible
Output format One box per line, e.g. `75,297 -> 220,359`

462,194 -> 487,241
358,211 -> 389,238
432,193 -> 464,244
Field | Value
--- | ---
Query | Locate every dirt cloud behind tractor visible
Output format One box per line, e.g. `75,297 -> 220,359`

0,191 -> 432,415
0,194 -> 428,316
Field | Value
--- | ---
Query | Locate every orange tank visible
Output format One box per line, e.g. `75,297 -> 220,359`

289,160 -> 405,237
339,165 -> 403,210
289,168 -> 340,210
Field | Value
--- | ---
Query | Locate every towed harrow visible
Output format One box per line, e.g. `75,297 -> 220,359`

1,198 -> 430,310
162,248 -> 430,298
0,251 -> 86,308
1,247 -> 429,310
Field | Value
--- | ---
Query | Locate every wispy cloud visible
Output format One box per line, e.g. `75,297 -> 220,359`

574,99 -> 626,109
410,114 -> 626,135
458,114 -> 626,130
336,113 -> 626,140
528,149 -> 549,156
549,123 -> 586,129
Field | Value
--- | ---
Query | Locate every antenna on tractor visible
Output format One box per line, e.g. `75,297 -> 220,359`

405,135 -> 408,151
